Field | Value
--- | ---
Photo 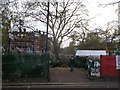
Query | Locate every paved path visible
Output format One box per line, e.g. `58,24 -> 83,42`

49,67 -> 119,88
49,67 -> 90,83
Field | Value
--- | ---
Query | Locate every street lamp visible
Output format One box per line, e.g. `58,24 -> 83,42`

45,1 -> 50,53
45,1 -> 50,81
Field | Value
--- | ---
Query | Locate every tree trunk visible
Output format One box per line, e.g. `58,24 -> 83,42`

53,40 -> 61,60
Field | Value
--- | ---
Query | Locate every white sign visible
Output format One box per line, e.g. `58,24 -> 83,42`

116,55 -> 120,69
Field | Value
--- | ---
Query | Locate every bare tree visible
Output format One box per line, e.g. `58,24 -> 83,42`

99,1 -> 120,7
22,0 -> 88,59
0,0 -> 29,53
0,0 -> 13,53
96,21 -> 118,40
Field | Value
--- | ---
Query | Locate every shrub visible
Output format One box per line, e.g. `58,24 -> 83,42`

75,56 -> 87,68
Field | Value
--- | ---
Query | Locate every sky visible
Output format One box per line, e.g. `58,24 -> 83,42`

84,0 -> 118,30
26,0 -> 118,30
23,0 -> 119,47
1,0 -> 118,47
61,0 -> 119,48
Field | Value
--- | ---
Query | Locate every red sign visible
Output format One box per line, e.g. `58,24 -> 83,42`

100,55 -> 120,78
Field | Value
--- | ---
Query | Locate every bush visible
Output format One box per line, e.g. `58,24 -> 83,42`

75,56 -> 87,68
2,54 -> 17,74
2,53 -> 49,79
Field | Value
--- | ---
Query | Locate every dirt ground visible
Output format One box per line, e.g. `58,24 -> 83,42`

50,67 -> 90,83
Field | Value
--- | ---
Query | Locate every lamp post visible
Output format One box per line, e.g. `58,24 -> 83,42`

45,1 -> 50,53
45,1 -> 50,81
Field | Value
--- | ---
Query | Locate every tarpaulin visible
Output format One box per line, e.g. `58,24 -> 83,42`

100,55 -> 120,78
75,50 -> 106,56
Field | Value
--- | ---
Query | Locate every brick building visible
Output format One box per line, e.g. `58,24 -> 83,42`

9,29 -> 52,54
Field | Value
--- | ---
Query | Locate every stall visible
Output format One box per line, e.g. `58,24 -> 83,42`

75,50 -> 106,77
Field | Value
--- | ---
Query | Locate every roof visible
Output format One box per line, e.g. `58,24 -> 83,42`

75,50 -> 106,56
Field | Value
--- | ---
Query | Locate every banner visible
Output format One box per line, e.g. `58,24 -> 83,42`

100,56 -> 120,78
116,55 -> 120,69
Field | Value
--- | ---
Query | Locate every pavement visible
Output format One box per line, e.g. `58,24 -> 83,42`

49,67 -> 90,83
2,67 -> 120,89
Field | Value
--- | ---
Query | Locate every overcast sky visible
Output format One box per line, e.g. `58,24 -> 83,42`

61,0 -> 119,47
11,0 -> 119,47
5,0 -> 118,47
26,0 -> 118,30
84,0 -> 118,29
24,0 -> 119,47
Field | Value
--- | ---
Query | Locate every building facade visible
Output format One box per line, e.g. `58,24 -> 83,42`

9,29 -> 52,54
